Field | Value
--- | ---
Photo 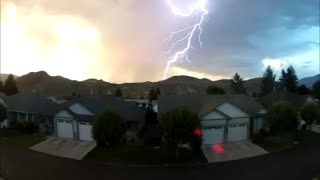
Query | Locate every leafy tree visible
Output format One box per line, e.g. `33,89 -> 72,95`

3,74 -> 18,96
297,85 -> 311,95
149,88 -> 157,100
0,81 -> 3,93
160,106 -> 202,153
267,101 -> 298,133
206,85 -> 226,94
92,108 -> 126,147
230,73 -> 247,94
260,66 -> 276,96
300,102 -> 320,128
115,88 -> 123,97
279,66 -> 298,92
0,104 -> 7,123
312,80 -> 320,99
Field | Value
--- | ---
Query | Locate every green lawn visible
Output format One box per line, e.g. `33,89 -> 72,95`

253,130 -> 320,152
84,145 -> 206,165
0,129 -> 46,148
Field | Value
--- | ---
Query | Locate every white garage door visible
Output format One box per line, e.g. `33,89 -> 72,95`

202,126 -> 224,145
228,123 -> 248,142
57,120 -> 74,139
79,122 -> 93,141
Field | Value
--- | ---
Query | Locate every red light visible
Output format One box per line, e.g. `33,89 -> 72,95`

211,144 -> 224,153
193,128 -> 202,136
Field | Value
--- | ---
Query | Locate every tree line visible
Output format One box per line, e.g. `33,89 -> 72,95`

206,65 -> 320,99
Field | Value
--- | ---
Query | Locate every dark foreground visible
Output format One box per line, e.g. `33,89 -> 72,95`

0,139 -> 319,180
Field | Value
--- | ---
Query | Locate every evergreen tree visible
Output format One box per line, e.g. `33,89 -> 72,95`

279,69 -> 287,91
279,66 -> 298,92
156,87 -> 161,97
115,88 -> 123,97
3,74 -> 18,96
149,88 -> 157,100
260,66 -> 276,96
230,73 -> 247,94
286,65 -> 298,92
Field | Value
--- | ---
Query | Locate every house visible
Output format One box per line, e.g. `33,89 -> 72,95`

258,92 -> 316,110
158,94 -> 267,145
0,93 -> 61,132
54,95 -> 145,141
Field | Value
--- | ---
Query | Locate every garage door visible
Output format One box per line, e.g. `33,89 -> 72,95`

202,126 -> 224,145
79,122 -> 93,141
228,123 -> 248,142
57,120 -> 73,139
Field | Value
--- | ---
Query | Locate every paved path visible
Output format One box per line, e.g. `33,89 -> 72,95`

30,137 -> 96,160
202,141 -> 268,163
0,139 -> 320,180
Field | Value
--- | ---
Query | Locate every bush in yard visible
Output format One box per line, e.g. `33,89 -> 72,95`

160,106 -> 202,153
12,120 -> 38,133
301,102 -> 320,128
268,101 -> 298,133
92,108 -> 126,147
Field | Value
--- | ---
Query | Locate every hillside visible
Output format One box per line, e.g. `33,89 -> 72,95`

11,71 -> 262,98
299,74 -> 320,87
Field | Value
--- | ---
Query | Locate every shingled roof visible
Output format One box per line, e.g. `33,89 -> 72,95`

1,93 -> 61,116
60,95 -> 145,122
158,94 -> 265,118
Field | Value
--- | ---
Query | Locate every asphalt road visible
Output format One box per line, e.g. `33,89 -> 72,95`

0,140 -> 319,180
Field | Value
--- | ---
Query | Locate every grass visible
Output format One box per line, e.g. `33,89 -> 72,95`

84,144 -> 206,165
0,129 -> 46,148
253,130 -> 320,152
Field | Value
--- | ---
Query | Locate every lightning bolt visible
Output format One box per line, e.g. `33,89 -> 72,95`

163,0 -> 208,79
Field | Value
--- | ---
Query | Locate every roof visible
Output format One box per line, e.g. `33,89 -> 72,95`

158,94 -> 265,118
60,95 -> 145,122
1,93 -> 61,116
258,92 -> 314,109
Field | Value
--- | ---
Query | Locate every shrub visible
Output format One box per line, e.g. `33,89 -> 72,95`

92,108 -> 126,147
160,106 -> 202,152
13,120 -> 38,134
300,102 -> 320,128
268,101 -> 298,133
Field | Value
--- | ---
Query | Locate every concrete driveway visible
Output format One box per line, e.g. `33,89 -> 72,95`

202,140 -> 268,163
30,137 -> 96,160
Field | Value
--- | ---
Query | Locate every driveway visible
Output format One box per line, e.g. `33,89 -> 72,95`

30,137 -> 96,160
202,141 -> 268,163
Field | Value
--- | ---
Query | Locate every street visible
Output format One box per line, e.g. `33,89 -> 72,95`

1,139 -> 320,180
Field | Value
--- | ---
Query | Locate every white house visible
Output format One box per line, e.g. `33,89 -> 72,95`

54,95 -> 145,141
158,94 -> 267,145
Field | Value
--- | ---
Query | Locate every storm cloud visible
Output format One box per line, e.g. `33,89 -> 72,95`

1,0 -> 319,82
